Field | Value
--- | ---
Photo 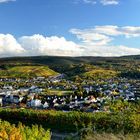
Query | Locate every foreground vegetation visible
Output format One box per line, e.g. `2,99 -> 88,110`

1,119 -> 140,140
0,120 -> 50,140
0,106 -> 140,133
0,107 -> 140,139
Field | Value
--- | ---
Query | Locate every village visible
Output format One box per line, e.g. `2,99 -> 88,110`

0,74 -> 140,112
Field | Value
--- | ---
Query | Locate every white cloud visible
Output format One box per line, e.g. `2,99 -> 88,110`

70,26 -> 140,56
0,34 -> 25,57
94,25 -> 121,36
19,34 -> 84,56
100,0 -> 119,5
70,26 -> 140,41
84,45 -> 140,56
94,25 -> 140,37
0,0 -> 15,3
70,28 -> 113,46
83,0 -> 97,4
79,0 -> 119,5
121,26 -> 140,38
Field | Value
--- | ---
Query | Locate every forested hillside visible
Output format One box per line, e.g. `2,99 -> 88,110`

0,55 -> 140,79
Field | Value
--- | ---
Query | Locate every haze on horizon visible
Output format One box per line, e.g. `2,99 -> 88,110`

0,0 -> 140,57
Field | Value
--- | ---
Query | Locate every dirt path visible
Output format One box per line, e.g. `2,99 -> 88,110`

51,131 -> 78,140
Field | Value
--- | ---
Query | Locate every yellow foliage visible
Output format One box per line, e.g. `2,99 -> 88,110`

0,120 -> 51,140
0,130 -> 8,139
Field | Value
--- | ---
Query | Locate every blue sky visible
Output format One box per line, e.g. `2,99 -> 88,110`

0,0 -> 140,57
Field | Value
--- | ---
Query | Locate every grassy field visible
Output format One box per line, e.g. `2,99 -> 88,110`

44,89 -> 74,96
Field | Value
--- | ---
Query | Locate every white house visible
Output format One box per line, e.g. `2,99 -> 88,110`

43,102 -> 49,108
30,99 -> 42,107
0,96 -> 3,106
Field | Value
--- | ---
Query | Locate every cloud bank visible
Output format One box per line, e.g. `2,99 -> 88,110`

69,25 -> 140,56
0,25 -> 140,57
19,35 -> 83,56
0,34 -> 83,57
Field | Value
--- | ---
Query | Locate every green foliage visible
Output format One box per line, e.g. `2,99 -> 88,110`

120,70 -> 140,78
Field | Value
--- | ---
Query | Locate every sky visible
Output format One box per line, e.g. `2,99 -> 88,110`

0,0 -> 140,57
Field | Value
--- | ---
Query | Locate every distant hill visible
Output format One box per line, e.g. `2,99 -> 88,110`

0,55 -> 140,66
0,55 -> 140,78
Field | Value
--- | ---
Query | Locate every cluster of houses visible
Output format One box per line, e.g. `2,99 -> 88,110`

0,76 -> 140,112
